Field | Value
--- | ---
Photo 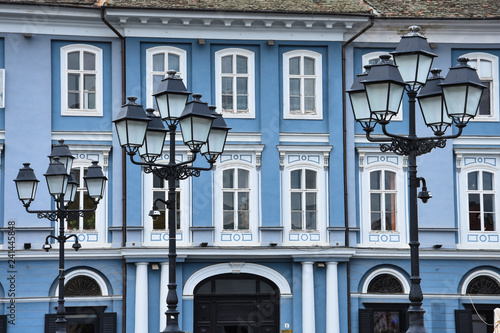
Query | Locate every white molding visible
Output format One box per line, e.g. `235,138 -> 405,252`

279,133 -> 329,143
361,267 -> 410,294
51,131 -> 113,142
283,50 -> 323,120
461,269 -> 500,295
215,48 -> 255,119
0,296 -> 122,303
183,262 -> 292,297
55,269 -> 109,297
145,46 -> 187,109
226,132 -> 262,143
60,44 -> 103,117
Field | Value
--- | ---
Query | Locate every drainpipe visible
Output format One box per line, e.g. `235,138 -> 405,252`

101,7 -> 128,333
342,16 -> 374,333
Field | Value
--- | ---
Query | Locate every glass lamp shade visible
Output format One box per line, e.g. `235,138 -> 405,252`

113,97 -> 150,153
64,172 -> 79,205
391,26 -> 436,87
83,161 -> 107,201
178,94 -> 216,152
14,163 -> 39,205
48,139 -> 75,175
138,109 -> 168,163
347,67 -> 372,125
44,157 -> 69,198
361,55 -> 406,122
417,69 -> 451,136
153,71 -> 191,123
440,57 -> 487,125
201,107 -> 231,162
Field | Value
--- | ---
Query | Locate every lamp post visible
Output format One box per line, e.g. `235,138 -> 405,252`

14,140 -> 107,333
113,71 -> 230,333
348,26 -> 485,332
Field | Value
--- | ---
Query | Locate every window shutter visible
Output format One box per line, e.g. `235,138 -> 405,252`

44,314 -> 58,333
455,309 -> 472,333
0,315 -> 7,333
359,308 -> 373,333
102,312 -> 117,333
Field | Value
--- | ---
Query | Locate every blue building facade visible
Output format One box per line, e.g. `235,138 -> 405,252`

0,1 -> 499,333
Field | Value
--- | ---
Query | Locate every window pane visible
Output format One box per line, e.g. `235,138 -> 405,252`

385,171 -> 396,190
238,211 -> 249,230
238,192 -> 249,211
291,192 -> 302,210
153,211 -> 166,230
153,174 -> 164,189
371,213 -> 381,230
290,97 -> 300,112
67,192 -> 80,230
305,212 -> 316,230
223,169 -> 234,188
306,193 -> 316,210
479,59 -> 493,78
236,55 -> 248,74
371,193 -> 381,211
485,213 -> 495,231
478,81 -> 491,116
168,53 -> 180,72
223,211 -> 234,229
236,77 -> 248,94
68,73 -> 80,91
370,171 -> 381,190
469,193 -> 481,231
84,74 -> 96,91
153,191 -> 166,209
289,57 -> 300,75
290,78 -> 300,96
153,53 -> 165,72
68,51 -> 80,70
385,211 -> 396,231
238,169 -> 249,188
305,170 -> 316,189
291,212 -> 302,230
484,194 -> 495,212
84,93 -> 96,110
222,96 -> 233,111
373,311 -> 400,333
385,193 -> 396,212
222,77 -> 233,94
237,96 -> 248,111
223,192 -> 234,210
304,78 -> 315,96
153,74 -> 164,94
304,97 -> 315,113
221,55 -> 233,74
83,52 -> 95,71
304,57 -> 315,75
468,172 -> 478,190
291,170 -> 302,189
83,193 -> 96,230
68,93 -> 80,109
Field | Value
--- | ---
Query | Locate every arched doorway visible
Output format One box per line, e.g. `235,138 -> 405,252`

194,273 -> 280,333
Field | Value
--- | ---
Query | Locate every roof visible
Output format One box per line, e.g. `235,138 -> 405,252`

365,0 -> 500,18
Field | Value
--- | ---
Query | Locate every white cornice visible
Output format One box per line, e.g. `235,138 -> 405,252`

279,133 -> 330,144
52,131 -> 113,142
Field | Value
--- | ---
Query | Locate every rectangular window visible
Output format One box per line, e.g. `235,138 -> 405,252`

290,169 -> 317,230
222,168 -> 250,230
67,167 -> 95,231
468,171 -> 495,231
220,54 -> 249,114
288,56 -> 316,115
152,174 -> 181,230
369,170 -> 397,231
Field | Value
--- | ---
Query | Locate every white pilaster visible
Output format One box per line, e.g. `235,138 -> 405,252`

302,261 -> 315,333
159,262 -> 169,330
135,262 -> 149,332
326,262 -> 340,333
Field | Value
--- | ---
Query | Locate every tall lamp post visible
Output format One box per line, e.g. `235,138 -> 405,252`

13,140 -> 107,333
348,26 -> 485,332
113,71 -> 230,333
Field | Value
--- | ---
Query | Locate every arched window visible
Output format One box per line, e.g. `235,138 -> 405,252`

65,276 -> 102,297
466,275 -> 500,295
460,52 -> 498,121
222,168 -> 250,230
215,48 -> 255,118
145,46 -> 187,109
290,168 -> 318,230
283,50 -> 323,119
367,274 -> 404,294
369,170 -> 397,232
61,44 -> 103,116
467,170 -> 496,232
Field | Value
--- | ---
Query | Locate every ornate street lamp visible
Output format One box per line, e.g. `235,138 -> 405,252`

348,26 -> 485,333
113,71 -> 230,333
14,140 -> 107,333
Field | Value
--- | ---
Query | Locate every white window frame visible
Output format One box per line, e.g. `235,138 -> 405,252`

142,148 -> 191,245
456,149 -> 500,249
279,145 -> 330,245
362,52 -> 403,121
362,268 -> 410,294
215,48 -> 255,119
61,44 -> 103,117
283,50 -> 323,120
461,52 -> 499,122
357,148 -> 408,248
213,145 -> 263,246
146,46 -> 187,109
60,145 -> 110,248
0,69 -> 4,108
